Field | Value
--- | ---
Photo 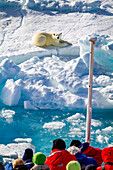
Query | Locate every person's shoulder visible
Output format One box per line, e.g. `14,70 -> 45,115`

96,166 -> 101,170
30,165 -> 37,170
12,165 -> 28,170
66,150 -> 77,160
31,164 -> 50,170
5,163 -> 13,170
25,162 -> 34,169
81,142 -> 89,152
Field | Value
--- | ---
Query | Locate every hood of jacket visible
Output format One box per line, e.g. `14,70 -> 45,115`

46,149 -> 68,166
45,149 -> 76,168
102,147 -> 113,163
67,146 -> 81,155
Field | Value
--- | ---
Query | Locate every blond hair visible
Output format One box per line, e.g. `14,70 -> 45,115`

13,159 -> 24,168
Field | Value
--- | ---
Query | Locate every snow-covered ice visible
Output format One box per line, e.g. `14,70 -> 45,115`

1,54 -> 113,109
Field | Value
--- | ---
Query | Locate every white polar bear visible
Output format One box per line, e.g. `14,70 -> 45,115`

32,32 -> 72,47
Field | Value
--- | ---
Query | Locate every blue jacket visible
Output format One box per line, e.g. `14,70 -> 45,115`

24,159 -> 34,170
5,163 -> 13,170
75,152 -> 98,168
79,142 -> 89,152
5,160 -> 34,170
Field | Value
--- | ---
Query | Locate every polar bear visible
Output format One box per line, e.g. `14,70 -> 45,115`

32,32 -> 72,47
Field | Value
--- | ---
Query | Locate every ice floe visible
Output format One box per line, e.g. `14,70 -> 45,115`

0,138 -> 35,164
43,122 -> 65,129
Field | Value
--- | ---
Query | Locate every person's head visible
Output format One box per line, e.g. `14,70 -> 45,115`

85,164 -> 96,170
66,161 -> 81,170
32,152 -> 46,165
70,140 -> 82,147
52,138 -> 66,150
23,148 -> 33,161
13,159 -> 24,168
0,162 -> 5,170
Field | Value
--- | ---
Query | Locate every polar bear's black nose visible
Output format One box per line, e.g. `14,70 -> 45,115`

57,36 -> 59,39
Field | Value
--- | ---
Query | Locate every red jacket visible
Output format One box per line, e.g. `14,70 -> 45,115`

45,149 -> 77,170
97,147 -> 113,170
83,146 -> 102,166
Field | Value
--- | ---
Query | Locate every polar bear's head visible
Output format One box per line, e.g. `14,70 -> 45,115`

52,33 -> 62,40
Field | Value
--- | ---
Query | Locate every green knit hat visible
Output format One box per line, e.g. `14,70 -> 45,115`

66,161 -> 81,170
32,152 -> 46,165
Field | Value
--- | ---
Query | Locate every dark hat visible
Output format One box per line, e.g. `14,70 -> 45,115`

70,140 -> 82,147
0,162 -> 4,170
85,164 -> 96,170
52,139 -> 66,150
23,148 -> 33,161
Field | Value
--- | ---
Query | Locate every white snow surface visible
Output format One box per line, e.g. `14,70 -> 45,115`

0,0 -> 113,110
